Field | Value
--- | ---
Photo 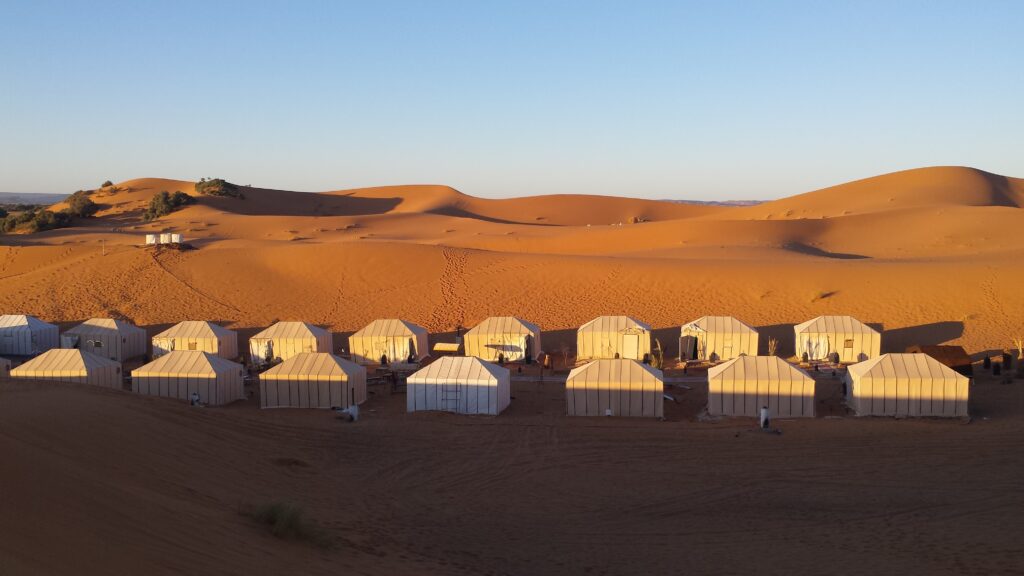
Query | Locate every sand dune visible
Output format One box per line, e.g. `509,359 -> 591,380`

0,166 -> 1015,357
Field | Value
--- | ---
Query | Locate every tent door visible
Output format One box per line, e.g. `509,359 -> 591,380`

622,335 -> 640,360
441,384 -> 460,413
680,336 -> 697,360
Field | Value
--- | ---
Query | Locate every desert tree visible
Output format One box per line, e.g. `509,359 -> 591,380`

767,337 -> 778,356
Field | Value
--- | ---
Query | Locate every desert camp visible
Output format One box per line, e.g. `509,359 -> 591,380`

0,314 -> 59,356
565,358 -> 664,418
259,352 -> 366,409
463,316 -> 542,363
680,315 -> 759,362
406,356 -> 511,415
61,318 -> 148,362
348,318 -> 429,365
248,321 -> 333,367
4,4 -> 1024,571
9,349 -> 122,389
794,315 -> 881,363
576,315 -> 652,361
151,321 -> 239,360
845,353 -> 970,418
707,356 -> 816,418
131,350 -> 245,406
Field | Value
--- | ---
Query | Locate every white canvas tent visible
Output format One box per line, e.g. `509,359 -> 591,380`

152,321 -> 238,360
576,316 -> 652,361
566,359 -> 664,418
707,356 -> 815,418
349,319 -> 429,365
62,318 -> 147,362
464,316 -> 541,363
260,353 -> 366,409
794,315 -> 880,363
407,356 -> 510,415
680,315 -> 758,362
845,353 -> 969,417
10,349 -> 122,389
132,350 -> 245,406
0,315 -> 59,356
249,321 -> 333,368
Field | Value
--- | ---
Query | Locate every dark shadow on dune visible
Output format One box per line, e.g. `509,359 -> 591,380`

756,324 -> 797,357
977,170 -> 1023,208
882,321 -> 964,353
783,242 -> 869,260
427,206 -> 559,227
203,188 -> 402,217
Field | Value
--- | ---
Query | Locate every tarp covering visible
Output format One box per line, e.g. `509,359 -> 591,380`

152,321 -> 238,359
407,356 -> 510,415
10,349 -> 122,389
576,316 -> 652,361
464,316 -> 542,362
0,314 -> 59,356
63,318 -> 147,362
845,353 -> 969,417
349,319 -> 429,365
259,353 -> 366,409
680,315 -> 758,362
249,321 -> 333,367
565,359 -> 663,418
794,315 -> 880,363
132,350 -> 244,406
707,356 -> 815,418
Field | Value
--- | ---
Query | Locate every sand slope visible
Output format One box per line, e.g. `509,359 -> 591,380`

0,166 -> 1018,357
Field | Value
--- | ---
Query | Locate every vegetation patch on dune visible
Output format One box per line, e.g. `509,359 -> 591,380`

143,190 -> 195,221
2,189 -> 99,233
246,501 -> 331,548
195,178 -> 245,199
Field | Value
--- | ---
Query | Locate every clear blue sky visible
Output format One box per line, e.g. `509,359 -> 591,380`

1,1 -> 1021,200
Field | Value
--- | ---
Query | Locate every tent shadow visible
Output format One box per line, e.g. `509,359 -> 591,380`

755,324 -> 797,358
882,321 -> 964,353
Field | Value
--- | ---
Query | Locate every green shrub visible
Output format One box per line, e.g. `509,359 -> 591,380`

0,207 -> 6,219
248,502 -> 330,547
195,178 -> 244,199
101,180 -> 114,188
64,190 -> 99,217
143,190 -> 195,221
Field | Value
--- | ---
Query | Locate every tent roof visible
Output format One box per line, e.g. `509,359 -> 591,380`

351,318 -> 427,338
684,313 -> 757,332
66,318 -> 145,336
154,321 -> 235,340
466,316 -> 540,336
408,356 -> 508,384
133,350 -> 241,377
794,315 -> 878,335
567,358 -> 663,382
578,316 -> 651,333
847,353 -> 969,381
252,321 -> 329,340
708,356 -> 813,382
0,314 -> 56,330
261,353 -> 363,379
682,315 -> 757,334
12,349 -> 119,373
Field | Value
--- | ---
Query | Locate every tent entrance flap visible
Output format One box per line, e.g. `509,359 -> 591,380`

442,384 -> 460,412
622,335 -> 640,360
679,336 -> 697,360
